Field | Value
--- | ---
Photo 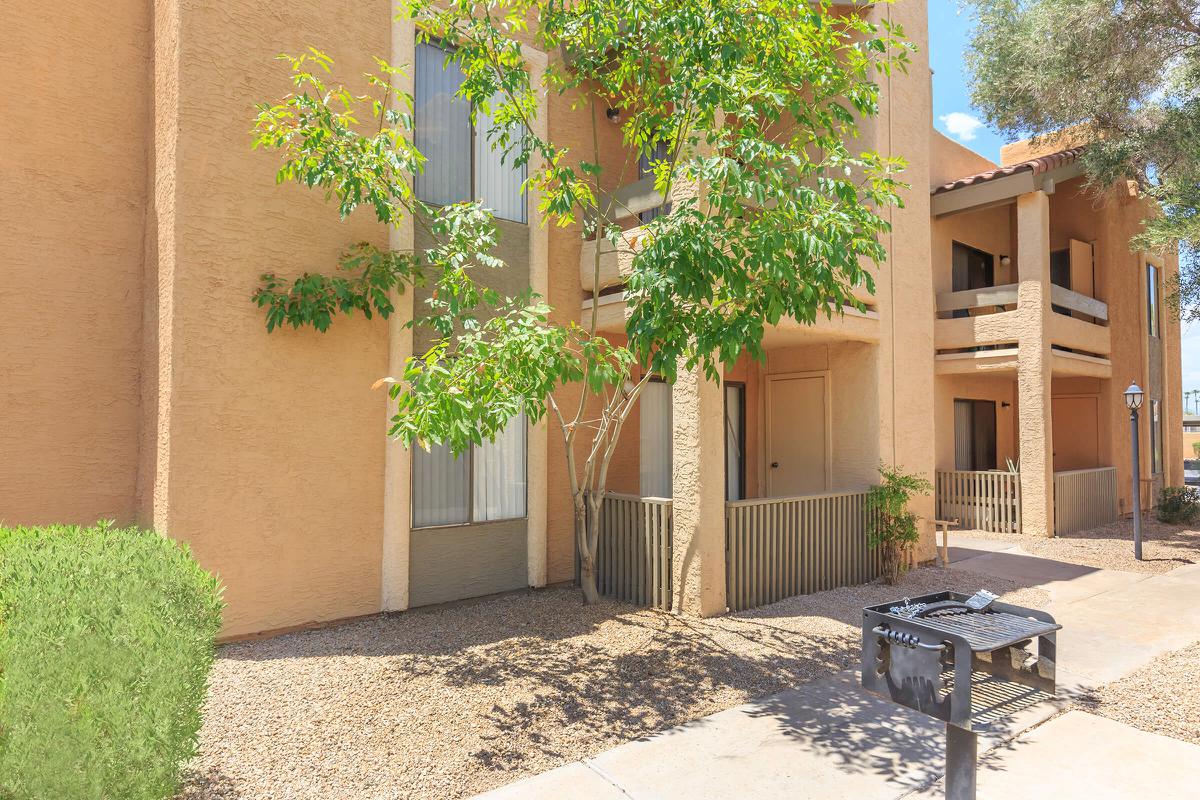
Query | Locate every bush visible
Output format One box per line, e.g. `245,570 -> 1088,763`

867,464 -> 934,584
1157,486 -> 1200,524
0,522 -> 223,799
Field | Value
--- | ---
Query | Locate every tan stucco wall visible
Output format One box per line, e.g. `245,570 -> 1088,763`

931,204 -> 1016,297
870,0 -> 937,560
935,375 -> 1019,471
149,1 -> 393,637
930,131 -> 996,188
0,2 -> 150,526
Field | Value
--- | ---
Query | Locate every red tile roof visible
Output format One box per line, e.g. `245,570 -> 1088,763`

932,147 -> 1084,195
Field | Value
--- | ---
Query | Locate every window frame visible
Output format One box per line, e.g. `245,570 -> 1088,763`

1147,263 -> 1161,338
413,39 -> 528,223
724,382 -> 746,501
1150,399 -> 1163,475
410,417 -> 530,530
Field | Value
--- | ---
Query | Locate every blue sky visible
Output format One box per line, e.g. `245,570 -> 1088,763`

928,0 -> 1200,405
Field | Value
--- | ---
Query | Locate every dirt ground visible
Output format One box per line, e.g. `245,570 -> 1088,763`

1076,640 -> 1200,745
956,516 -> 1200,574
179,568 -> 1046,800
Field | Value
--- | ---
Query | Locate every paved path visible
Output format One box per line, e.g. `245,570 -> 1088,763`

475,538 -> 1200,799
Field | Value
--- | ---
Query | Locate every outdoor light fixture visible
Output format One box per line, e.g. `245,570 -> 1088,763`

1124,381 -> 1145,560
1124,382 -> 1144,410
605,107 -> 621,123
999,255 -> 1011,268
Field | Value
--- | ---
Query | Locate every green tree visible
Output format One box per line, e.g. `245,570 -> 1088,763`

962,0 -> 1198,315
251,0 -> 910,603
866,464 -> 933,584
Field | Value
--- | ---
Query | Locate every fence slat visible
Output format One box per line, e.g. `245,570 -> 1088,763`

723,489 -> 884,612
935,470 -> 1020,533
1053,467 -> 1119,535
592,493 -> 673,610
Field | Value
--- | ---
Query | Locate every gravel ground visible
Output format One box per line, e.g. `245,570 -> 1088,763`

179,568 -> 1045,800
957,516 -> 1200,574
1076,640 -> 1200,745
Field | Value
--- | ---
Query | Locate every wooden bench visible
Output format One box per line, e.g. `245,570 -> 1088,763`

934,518 -> 959,567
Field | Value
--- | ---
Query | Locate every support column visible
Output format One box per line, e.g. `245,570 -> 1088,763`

525,47 -> 550,589
671,361 -> 726,616
382,18 -> 416,611
1016,190 -> 1055,537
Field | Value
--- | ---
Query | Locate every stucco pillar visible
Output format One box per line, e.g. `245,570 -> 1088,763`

525,47 -> 550,588
382,18 -> 416,611
1016,190 -> 1055,537
670,361 -> 727,616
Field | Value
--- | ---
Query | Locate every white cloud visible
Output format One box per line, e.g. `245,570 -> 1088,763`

939,111 -> 984,143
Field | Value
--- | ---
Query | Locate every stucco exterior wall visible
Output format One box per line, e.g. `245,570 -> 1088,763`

935,375 -> 1019,471
0,1 -> 150,526
151,0 -> 393,637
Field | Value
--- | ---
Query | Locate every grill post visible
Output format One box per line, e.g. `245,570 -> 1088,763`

945,723 -> 977,800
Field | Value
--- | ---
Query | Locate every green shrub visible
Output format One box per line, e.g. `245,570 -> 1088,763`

867,464 -> 934,584
0,522 -> 223,799
1157,486 -> 1200,524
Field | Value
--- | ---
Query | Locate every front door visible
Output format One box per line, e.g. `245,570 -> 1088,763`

767,375 -> 828,496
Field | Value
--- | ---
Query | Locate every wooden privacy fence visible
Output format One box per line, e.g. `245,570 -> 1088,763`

1054,467 -> 1118,535
594,492 -> 673,610
936,470 -> 1021,534
725,490 -> 883,612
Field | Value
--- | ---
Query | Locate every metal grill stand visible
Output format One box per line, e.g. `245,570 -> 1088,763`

861,592 -> 1061,800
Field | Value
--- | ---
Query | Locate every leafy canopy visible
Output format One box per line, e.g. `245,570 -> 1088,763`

251,0 -> 910,455
963,0 -> 1199,314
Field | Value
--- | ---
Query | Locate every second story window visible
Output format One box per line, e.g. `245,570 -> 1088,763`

414,42 -> 527,223
1147,263 -> 1161,338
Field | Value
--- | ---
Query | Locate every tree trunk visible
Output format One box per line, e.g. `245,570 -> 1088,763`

574,493 -> 601,604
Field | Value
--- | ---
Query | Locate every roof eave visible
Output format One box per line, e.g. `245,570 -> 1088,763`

930,161 -> 1084,218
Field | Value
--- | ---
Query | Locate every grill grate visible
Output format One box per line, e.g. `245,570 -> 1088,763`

903,607 -> 1061,652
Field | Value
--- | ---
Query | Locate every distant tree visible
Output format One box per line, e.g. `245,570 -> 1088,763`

250,0 -> 910,603
962,0 -> 1199,316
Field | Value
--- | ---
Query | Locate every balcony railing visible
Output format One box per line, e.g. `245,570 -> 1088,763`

936,470 -> 1021,534
725,490 -> 882,611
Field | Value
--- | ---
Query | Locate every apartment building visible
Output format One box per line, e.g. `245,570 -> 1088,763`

1,1 -> 1179,636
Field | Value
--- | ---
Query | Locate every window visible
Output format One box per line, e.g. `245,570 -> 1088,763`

951,243 -> 995,319
1050,249 -> 1071,316
639,381 -> 672,497
411,413 -> 527,527
1151,399 -> 1163,475
1147,263 -> 1161,338
638,141 -> 671,224
953,399 -> 997,471
725,383 -> 745,501
414,42 -> 527,222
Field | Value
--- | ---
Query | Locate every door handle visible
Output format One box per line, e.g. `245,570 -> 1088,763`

770,462 -> 780,468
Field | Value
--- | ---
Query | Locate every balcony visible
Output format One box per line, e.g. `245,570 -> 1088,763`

580,177 -> 880,343
934,282 -> 1112,377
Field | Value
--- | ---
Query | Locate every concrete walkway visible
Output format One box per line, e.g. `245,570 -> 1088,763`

475,538 -> 1200,799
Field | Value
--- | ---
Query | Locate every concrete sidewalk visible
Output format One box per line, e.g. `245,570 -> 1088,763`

475,544 -> 1200,800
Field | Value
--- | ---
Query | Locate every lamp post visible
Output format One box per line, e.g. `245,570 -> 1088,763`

1124,382 -> 1144,561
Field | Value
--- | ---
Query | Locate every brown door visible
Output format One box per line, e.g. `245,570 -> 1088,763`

767,375 -> 828,496
1052,396 -> 1099,471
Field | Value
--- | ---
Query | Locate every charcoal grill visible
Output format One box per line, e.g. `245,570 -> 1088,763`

861,591 -> 1061,800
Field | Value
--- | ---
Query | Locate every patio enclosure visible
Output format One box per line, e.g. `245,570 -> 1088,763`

935,467 -> 1118,536
593,489 -> 883,613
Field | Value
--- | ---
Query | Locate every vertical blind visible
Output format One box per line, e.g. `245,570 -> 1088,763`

473,413 -> 527,521
414,42 -> 526,222
474,93 -> 527,223
725,384 -> 743,501
414,42 -> 471,207
411,412 -> 527,527
639,381 -> 673,497
412,440 -> 470,527
954,399 -> 974,471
